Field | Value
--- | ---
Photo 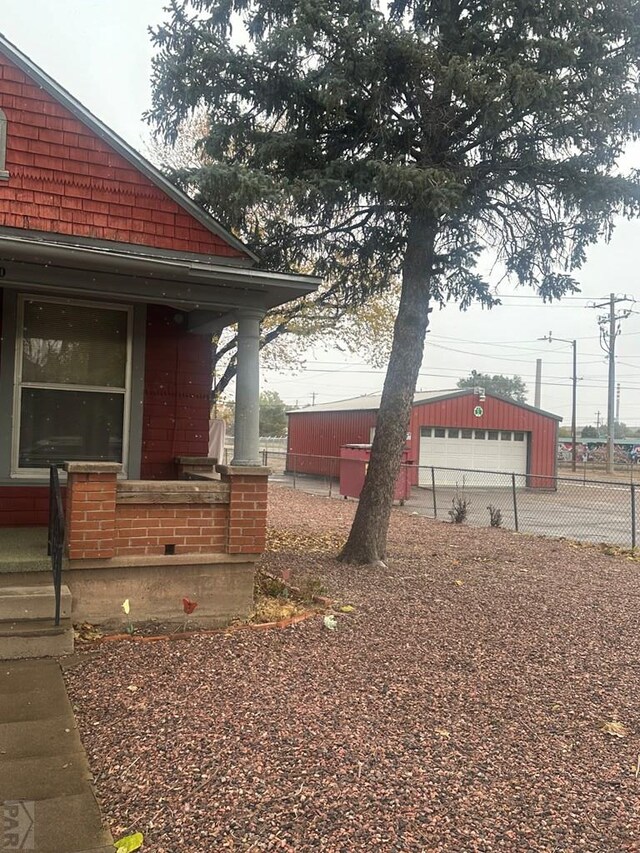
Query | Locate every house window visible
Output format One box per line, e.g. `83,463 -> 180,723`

13,296 -> 131,473
0,108 -> 8,180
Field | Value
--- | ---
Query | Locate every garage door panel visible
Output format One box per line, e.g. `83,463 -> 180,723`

419,428 -> 528,486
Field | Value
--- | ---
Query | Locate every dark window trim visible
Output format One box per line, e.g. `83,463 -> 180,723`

0,108 -> 8,181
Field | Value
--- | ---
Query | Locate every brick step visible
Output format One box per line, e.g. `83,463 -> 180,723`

0,619 -> 74,660
0,585 -> 71,621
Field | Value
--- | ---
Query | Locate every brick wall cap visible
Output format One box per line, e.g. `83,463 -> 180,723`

64,461 -> 122,474
216,464 -> 271,477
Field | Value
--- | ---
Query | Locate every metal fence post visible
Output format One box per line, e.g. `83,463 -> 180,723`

631,483 -> 636,549
512,473 -> 519,532
431,467 -> 437,518
293,454 -> 297,490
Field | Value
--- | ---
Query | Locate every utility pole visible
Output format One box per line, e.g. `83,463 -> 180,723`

539,332 -> 578,472
592,293 -> 632,474
596,411 -> 601,433
311,391 -> 316,406
534,359 -> 542,409
616,383 -> 621,424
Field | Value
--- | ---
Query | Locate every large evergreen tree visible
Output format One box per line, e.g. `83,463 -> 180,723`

149,0 -> 640,564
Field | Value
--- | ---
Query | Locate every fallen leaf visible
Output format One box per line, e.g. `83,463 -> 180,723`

339,605 -> 355,613
602,720 -> 628,738
182,597 -> 198,615
453,579 -> 464,586
435,728 -> 451,739
323,615 -> 338,631
114,832 -> 144,852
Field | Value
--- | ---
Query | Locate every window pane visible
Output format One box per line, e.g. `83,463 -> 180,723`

461,428 -> 473,439
434,427 -> 446,438
475,430 -> 486,439
448,429 -> 459,438
501,431 -> 512,440
514,432 -> 525,441
22,300 -> 127,387
19,388 -> 124,467
488,430 -> 499,440
420,427 -> 432,437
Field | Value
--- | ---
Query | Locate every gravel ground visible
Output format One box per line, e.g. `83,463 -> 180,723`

65,487 -> 640,852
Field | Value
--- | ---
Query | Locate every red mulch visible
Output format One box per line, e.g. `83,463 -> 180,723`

64,487 -> 640,852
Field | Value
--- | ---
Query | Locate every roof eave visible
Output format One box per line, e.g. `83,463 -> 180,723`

0,232 -> 320,308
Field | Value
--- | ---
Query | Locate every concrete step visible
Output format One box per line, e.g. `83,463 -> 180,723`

0,619 -> 73,660
0,584 -> 71,621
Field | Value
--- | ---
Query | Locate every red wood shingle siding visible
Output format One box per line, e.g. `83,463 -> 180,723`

0,303 -> 212,525
0,485 -> 51,526
140,305 -> 211,480
0,56 -> 246,258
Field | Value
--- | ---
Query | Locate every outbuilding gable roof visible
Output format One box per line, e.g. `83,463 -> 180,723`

288,388 -> 562,421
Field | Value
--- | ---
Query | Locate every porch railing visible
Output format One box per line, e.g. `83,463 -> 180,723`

47,464 -> 65,626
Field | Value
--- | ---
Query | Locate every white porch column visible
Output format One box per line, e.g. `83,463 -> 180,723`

231,308 -> 264,466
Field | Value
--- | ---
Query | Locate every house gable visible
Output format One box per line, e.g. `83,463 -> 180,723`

0,46 -> 250,260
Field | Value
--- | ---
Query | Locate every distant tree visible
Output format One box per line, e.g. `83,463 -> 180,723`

581,425 -> 598,438
615,421 -> 628,439
259,391 -> 287,437
558,426 -> 572,438
457,372 -> 527,404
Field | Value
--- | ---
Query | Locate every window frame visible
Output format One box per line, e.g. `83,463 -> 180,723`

11,293 -> 133,478
0,108 -> 8,181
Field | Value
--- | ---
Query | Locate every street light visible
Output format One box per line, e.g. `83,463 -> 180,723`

539,332 -> 578,472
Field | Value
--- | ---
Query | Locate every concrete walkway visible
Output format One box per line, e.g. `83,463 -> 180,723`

0,659 -> 114,853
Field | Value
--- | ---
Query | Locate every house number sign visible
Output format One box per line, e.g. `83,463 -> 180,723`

473,405 -> 484,417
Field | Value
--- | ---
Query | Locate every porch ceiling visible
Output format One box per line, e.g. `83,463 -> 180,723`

0,231 -> 321,324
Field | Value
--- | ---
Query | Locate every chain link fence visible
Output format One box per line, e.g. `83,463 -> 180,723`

261,450 -> 639,550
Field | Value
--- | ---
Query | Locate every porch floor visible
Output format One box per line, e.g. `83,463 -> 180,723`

0,527 -> 49,573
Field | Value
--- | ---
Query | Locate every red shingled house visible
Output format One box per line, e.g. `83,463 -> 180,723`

0,35 -> 318,652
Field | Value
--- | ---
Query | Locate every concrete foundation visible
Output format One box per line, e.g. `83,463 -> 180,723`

64,558 -> 257,627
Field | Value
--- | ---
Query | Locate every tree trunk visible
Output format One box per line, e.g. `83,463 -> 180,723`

339,215 -> 435,564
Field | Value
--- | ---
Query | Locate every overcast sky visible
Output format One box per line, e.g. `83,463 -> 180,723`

2,1 -> 640,427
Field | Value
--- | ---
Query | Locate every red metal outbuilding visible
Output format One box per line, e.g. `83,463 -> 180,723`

287,390 -> 561,488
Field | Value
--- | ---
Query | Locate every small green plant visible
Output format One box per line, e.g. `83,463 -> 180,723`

299,576 -> 328,602
448,493 -> 469,524
487,505 -> 503,528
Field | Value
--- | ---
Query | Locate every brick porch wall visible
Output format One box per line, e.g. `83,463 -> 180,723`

64,463 -> 269,562
114,505 -> 229,557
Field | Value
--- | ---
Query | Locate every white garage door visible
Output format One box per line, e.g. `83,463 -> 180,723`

418,427 -> 528,486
